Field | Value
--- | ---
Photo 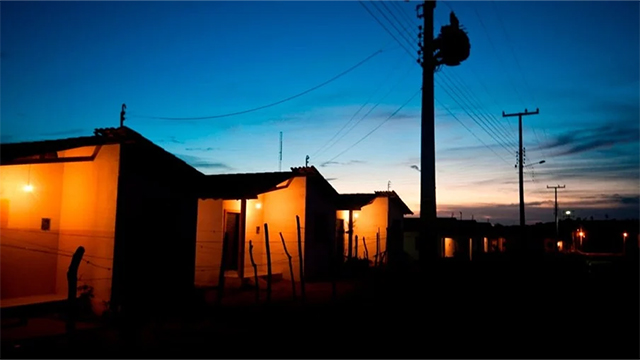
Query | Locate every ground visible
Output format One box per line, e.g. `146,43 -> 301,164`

2,254 -> 638,358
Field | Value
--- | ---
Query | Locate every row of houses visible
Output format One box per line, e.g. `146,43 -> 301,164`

0,126 -> 414,316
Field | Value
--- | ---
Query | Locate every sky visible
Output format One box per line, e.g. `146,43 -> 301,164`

2,1 -> 638,225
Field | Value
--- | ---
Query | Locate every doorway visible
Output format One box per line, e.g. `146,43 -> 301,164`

224,212 -> 241,271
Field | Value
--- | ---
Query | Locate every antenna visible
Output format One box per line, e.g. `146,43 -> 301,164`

305,155 -> 309,167
120,104 -> 126,127
279,132 -> 283,171
387,181 -> 391,191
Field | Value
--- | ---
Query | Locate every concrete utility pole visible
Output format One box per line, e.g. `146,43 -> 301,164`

547,184 -> 565,246
502,108 -> 539,253
417,0 -> 438,265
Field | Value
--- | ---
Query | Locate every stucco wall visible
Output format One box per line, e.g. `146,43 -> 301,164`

194,199 -> 224,287
338,197 -> 389,262
56,145 -> 119,314
0,162 -> 64,300
0,144 -> 119,313
259,177 -> 306,282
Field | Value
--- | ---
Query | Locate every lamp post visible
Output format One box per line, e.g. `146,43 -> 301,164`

623,232 -> 628,255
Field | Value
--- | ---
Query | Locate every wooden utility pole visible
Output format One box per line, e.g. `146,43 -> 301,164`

547,185 -> 565,246
418,0 -> 438,267
502,108 -> 539,253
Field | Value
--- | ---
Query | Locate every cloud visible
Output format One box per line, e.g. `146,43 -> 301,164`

320,159 -> 366,167
325,178 -> 338,181
174,153 -> 233,171
185,147 -> 218,152
157,136 -> 184,144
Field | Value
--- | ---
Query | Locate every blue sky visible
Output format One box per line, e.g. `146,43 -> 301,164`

2,1 -> 638,225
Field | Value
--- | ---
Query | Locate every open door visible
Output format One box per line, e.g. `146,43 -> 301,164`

224,212 -> 240,271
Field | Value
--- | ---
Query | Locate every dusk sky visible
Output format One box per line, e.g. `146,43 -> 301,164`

2,1 -> 638,225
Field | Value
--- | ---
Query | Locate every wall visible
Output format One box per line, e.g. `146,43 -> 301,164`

194,199 -> 224,287
0,162 -> 64,300
111,142 -> 200,317
0,145 -> 119,314
259,177 -> 306,282
340,197 -> 388,262
304,175 -> 337,280
56,145 -> 119,314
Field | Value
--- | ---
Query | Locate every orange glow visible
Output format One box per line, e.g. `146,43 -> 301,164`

557,241 -> 563,251
22,184 -> 33,192
255,202 -> 262,209
354,212 -> 359,219
578,231 -> 584,237
623,232 -> 628,238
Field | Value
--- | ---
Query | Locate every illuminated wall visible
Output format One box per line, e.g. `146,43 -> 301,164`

260,177 -> 306,282
444,237 -> 456,257
338,197 -> 389,262
194,199 -> 224,287
0,144 -> 119,314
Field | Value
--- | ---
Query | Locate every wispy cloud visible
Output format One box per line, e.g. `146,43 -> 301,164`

185,147 -> 218,152
320,159 -> 367,167
174,153 -> 233,171
158,136 -> 184,144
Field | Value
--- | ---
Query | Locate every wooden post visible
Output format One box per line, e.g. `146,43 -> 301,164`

355,235 -> 359,259
264,224 -> 272,304
249,240 -> 259,303
362,236 -> 369,260
66,246 -> 85,333
216,233 -> 229,306
296,215 -> 306,303
280,232 -> 296,300
375,229 -> 380,267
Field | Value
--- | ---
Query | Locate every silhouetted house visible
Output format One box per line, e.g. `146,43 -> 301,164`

336,191 -> 413,265
0,126 -> 203,316
195,166 -> 339,286
403,217 -> 501,260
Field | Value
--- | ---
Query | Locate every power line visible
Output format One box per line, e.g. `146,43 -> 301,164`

316,65 -> 416,161
322,88 -> 421,165
435,97 -> 511,166
310,53 -> 407,159
358,0 -> 418,62
129,47 -> 388,121
370,0 -> 416,51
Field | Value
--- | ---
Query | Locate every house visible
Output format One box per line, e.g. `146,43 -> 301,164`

195,166 -> 340,287
403,217 -> 503,260
0,126 -> 203,316
336,191 -> 413,266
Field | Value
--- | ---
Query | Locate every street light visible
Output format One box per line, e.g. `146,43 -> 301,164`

623,232 -> 628,254
522,160 -> 546,168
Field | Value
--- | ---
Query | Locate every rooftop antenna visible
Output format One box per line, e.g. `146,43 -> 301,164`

305,155 -> 309,167
387,181 -> 391,191
279,131 -> 283,171
120,104 -> 126,127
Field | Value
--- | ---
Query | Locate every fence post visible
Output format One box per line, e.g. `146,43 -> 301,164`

375,229 -> 380,267
264,224 -> 272,304
249,240 -> 259,304
362,236 -> 369,260
355,235 -> 358,259
296,215 -> 305,303
280,232 -> 297,300
66,246 -> 85,333
216,233 -> 229,306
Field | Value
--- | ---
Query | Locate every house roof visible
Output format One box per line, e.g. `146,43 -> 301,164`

337,191 -> 413,214
199,165 -> 340,200
0,127 -> 203,178
199,171 -> 296,200
337,193 -> 378,210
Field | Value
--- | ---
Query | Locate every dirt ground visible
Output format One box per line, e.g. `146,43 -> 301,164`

2,258 -> 638,359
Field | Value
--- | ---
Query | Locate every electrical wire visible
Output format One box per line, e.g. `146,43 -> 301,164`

128,47 -> 388,121
322,88 -> 422,165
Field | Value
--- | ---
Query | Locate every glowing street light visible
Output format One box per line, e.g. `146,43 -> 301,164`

23,184 -> 33,192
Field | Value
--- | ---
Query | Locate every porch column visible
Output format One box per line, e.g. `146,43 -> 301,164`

347,210 -> 353,259
239,199 -> 247,278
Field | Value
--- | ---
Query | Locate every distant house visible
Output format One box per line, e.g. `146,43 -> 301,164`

336,191 -> 413,265
403,217 -> 502,260
0,127 -> 203,316
195,166 -> 339,287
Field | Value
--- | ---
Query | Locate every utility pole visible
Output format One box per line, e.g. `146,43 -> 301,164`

547,185 -> 565,247
502,108 -> 539,254
417,0 -> 438,266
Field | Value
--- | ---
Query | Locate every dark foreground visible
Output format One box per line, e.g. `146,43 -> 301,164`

3,255 -> 638,359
